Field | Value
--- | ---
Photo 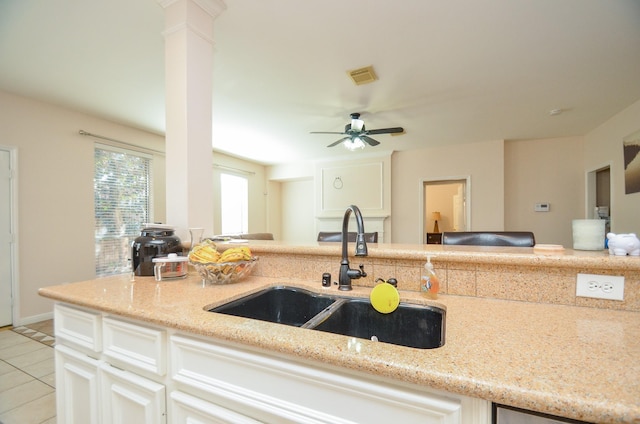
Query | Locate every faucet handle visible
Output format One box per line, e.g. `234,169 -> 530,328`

358,264 -> 367,277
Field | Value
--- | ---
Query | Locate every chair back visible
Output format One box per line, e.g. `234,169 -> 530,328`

317,232 -> 378,243
214,233 -> 274,240
441,231 -> 535,247
237,233 -> 274,240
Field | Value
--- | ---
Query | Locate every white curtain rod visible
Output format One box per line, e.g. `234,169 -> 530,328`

80,130 -> 256,175
79,130 -> 165,156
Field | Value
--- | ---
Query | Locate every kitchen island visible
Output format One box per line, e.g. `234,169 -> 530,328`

39,242 -> 640,423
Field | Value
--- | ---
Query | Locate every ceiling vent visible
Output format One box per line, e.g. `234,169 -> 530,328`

347,65 -> 378,85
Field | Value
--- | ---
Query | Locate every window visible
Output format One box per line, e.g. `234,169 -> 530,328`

220,173 -> 248,234
94,145 -> 152,276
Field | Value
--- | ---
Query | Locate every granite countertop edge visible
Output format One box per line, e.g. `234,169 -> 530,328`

235,241 -> 640,271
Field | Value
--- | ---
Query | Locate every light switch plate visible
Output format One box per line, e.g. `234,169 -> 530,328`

576,273 -> 624,301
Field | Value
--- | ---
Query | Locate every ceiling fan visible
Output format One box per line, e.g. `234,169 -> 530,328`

310,113 -> 404,150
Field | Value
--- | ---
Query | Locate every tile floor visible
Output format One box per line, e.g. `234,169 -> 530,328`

0,320 -> 56,424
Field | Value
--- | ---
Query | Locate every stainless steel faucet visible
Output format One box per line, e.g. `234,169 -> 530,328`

338,205 -> 368,291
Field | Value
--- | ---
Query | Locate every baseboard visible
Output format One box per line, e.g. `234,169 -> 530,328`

15,311 -> 54,327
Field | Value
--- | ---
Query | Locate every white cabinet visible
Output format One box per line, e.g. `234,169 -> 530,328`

53,303 -> 490,424
54,303 -> 102,357
169,391 -> 261,424
170,334 -> 490,424
55,344 -> 102,424
101,363 -> 166,424
54,304 -> 167,424
102,315 -> 166,377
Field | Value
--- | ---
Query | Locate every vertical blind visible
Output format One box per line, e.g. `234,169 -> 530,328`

94,145 -> 152,276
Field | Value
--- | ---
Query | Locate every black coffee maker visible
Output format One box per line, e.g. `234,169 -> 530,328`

131,226 -> 183,276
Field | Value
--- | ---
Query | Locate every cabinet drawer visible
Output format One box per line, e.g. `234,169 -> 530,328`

103,316 -> 166,376
170,334 -> 478,423
170,391 -> 261,424
54,303 -> 102,356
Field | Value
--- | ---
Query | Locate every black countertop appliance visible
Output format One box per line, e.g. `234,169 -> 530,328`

131,226 -> 183,276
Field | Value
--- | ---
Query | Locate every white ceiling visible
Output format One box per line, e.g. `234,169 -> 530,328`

1,0 -> 639,165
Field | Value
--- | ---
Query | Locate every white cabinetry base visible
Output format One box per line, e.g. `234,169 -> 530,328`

53,303 -> 490,424
171,334 -> 489,424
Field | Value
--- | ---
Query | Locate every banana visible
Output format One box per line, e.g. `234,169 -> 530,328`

219,252 -> 244,262
219,246 -> 252,262
188,241 -> 221,263
190,243 -> 253,264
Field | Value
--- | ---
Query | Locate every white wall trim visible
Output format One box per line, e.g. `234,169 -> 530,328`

15,311 -> 54,327
0,145 -> 19,326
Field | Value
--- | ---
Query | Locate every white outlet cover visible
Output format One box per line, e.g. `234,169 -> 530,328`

576,273 -> 625,301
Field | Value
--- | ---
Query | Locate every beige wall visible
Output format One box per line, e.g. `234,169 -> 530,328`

584,98 -> 640,235
269,141 -> 507,244
392,139 -> 505,243
0,90 -> 166,323
504,136 -> 585,246
280,179 -> 314,242
266,180 -> 282,240
0,90 -> 270,324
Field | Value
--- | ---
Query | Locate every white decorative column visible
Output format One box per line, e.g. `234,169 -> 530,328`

157,0 -> 226,239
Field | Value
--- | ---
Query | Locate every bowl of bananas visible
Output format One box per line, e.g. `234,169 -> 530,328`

188,241 -> 258,285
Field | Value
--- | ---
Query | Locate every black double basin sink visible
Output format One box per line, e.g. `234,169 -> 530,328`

208,286 -> 445,349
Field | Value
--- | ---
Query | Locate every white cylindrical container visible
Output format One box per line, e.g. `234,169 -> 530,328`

572,219 -> 606,250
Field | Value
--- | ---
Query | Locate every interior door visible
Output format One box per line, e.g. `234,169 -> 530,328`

0,148 -> 12,326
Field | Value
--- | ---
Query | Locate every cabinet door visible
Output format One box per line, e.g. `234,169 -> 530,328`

55,344 -> 102,424
101,363 -> 166,424
169,391 -> 261,424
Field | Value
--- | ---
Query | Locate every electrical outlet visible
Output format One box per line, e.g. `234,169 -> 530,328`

576,273 -> 624,301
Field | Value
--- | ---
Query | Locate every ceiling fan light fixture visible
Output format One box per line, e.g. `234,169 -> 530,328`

344,137 -> 365,151
313,113 -> 402,149
351,117 -> 365,132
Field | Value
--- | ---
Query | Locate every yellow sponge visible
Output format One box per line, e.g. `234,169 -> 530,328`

370,282 -> 400,314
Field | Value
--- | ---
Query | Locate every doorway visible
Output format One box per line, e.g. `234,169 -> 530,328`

421,177 -> 470,243
0,147 -> 15,326
586,163 -> 612,233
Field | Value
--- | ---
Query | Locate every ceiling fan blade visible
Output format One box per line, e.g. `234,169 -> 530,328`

327,136 -> 350,147
310,131 -> 347,135
361,136 -> 380,146
365,127 -> 404,135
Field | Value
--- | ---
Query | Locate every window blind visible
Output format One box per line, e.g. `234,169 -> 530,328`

94,144 -> 152,276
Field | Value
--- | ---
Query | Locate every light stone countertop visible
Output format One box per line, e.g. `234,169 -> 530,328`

40,271 -> 640,423
239,240 -> 640,270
